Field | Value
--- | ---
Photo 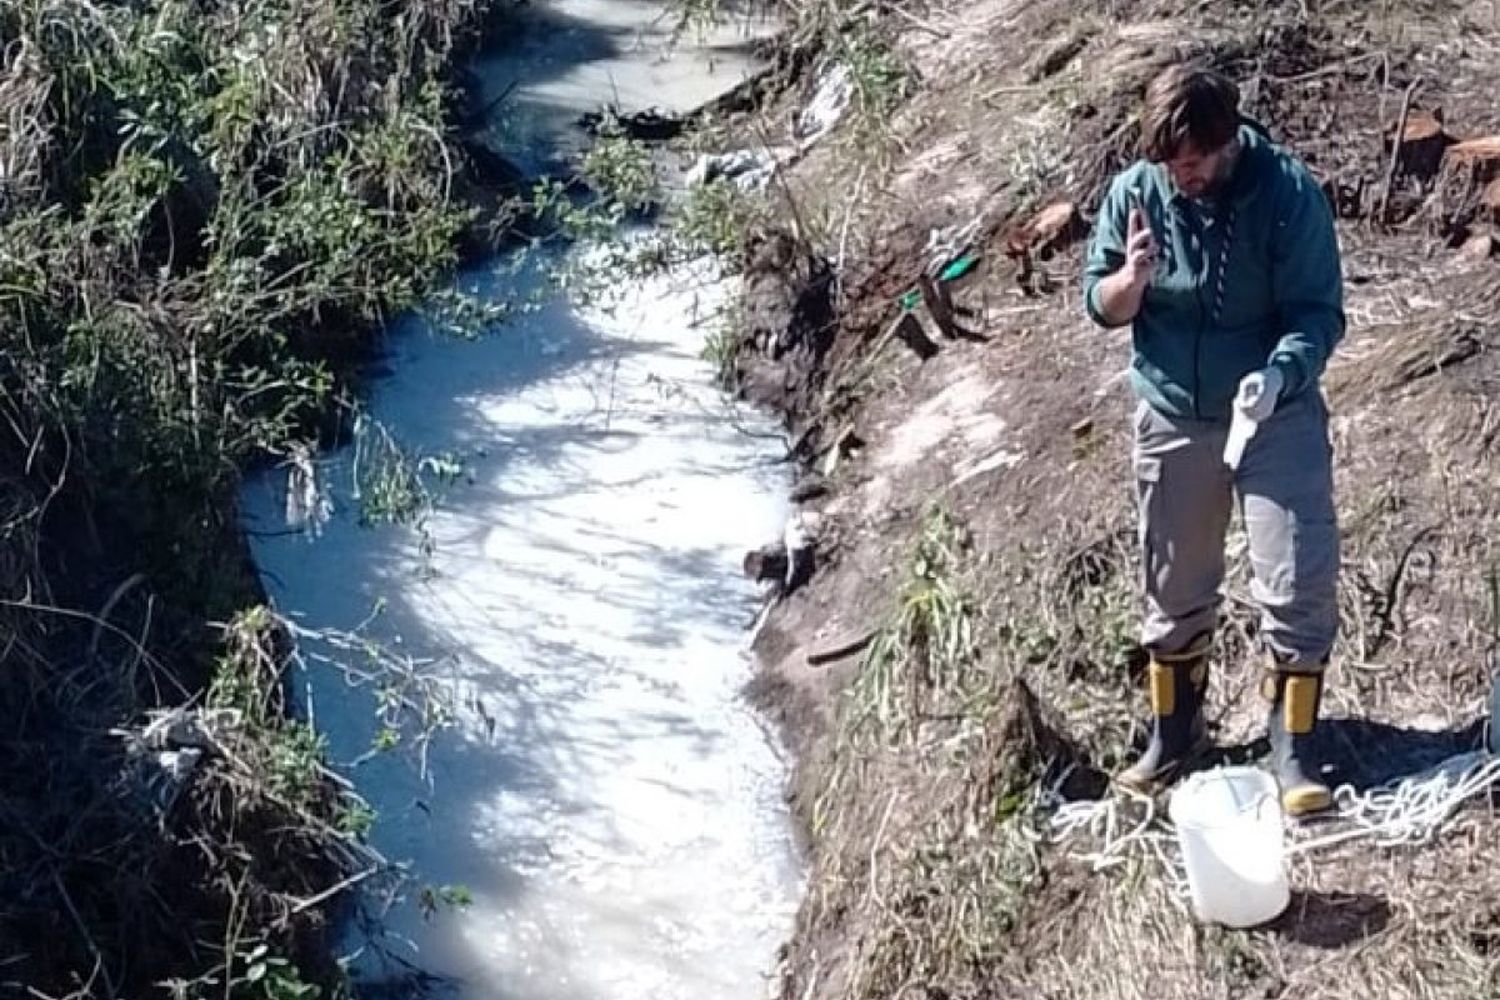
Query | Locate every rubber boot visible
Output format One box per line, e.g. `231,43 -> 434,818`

1263,668 -> 1333,816
1116,635 -> 1211,794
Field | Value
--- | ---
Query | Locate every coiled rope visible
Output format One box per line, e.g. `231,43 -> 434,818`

1039,751 -> 1500,877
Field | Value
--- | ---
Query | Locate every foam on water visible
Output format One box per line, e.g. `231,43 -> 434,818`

244,248 -> 801,997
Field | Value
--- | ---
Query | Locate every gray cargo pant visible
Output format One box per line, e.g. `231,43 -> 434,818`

1133,389 -> 1340,669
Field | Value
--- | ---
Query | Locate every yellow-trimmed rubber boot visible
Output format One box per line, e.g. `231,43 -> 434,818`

1116,635 -> 1211,794
1264,668 -> 1333,816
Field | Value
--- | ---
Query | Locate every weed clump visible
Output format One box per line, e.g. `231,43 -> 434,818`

0,0 -> 510,994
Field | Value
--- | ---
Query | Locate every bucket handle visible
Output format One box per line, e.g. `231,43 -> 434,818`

1176,773 -> 1284,829
1250,790 -> 1281,825
1210,788 -> 1281,827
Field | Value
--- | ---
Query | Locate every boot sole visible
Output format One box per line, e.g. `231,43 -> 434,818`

1282,785 -> 1333,816
1112,736 -> 1212,795
1113,769 -> 1168,795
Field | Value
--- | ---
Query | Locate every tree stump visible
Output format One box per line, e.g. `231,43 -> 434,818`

1430,135 -> 1500,235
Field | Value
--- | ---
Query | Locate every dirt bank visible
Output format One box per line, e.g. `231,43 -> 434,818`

710,1 -> 1500,996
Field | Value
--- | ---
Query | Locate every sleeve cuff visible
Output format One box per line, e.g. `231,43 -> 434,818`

1084,282 -> 1104,326
1269,354 -> 1305,399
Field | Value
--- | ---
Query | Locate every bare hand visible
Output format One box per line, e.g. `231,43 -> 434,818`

1124,206 -> 1158,288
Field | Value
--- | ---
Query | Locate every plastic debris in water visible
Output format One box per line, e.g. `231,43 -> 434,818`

795,64 -> 853,148
285,442 -> 333,537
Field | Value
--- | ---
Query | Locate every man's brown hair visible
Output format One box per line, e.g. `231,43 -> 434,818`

1139,64 -> 1241,162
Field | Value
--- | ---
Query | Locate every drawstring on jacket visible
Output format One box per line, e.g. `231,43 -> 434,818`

1209,206 -> 1237,326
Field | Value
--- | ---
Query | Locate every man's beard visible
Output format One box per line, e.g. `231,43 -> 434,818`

1201,139 -> 1242,198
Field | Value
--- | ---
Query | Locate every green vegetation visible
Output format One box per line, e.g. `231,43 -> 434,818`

233,943 -> 322,1000
852,507 -> 979,744
835,19 -> 910,155
676,177 -> 768,258
701,295 -> 752,387
808,506 -> 1046,996
0,0 -> 512,994
0,0 -> 493,621
581,119 -> 662,216
523,104 -> 776,388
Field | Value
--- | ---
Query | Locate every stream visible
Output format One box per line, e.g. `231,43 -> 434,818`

240,3 -> 801,997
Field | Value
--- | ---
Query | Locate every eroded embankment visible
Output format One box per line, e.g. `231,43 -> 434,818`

697,2 -> 1500,997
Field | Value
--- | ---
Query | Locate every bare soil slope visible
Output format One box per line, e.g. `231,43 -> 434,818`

724,1 -> 1500,997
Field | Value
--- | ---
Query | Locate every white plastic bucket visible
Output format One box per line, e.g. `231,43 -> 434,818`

1168,766 -> 1290,927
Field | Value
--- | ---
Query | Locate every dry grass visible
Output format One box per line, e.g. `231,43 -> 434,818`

786,508 -> 1067,999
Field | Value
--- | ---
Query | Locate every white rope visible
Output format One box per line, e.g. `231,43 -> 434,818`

1039,751 -> 1500,877
1041,793 -> 1194,898
1289,750 -> 1500,855
1036,768 -> 1185,885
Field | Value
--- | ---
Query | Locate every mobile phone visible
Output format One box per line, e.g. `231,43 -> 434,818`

1127,186 -> 1151,236
1127,186 -> 1163,265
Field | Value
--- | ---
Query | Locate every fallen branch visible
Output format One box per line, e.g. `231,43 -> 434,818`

879,0 -> 951,38
1263,51 -> 1385,85
1364,525 -> 1440,658
288,866 -> 382,917
917,274 -> 959,339
1378,76 -> 1423,225
808,629 -> 879,667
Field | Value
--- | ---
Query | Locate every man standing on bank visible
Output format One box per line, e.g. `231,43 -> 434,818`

1081,62 -> 1345,816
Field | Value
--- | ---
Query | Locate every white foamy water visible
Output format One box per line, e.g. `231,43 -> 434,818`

240,4 -> 800,996
243,252 -> 799,998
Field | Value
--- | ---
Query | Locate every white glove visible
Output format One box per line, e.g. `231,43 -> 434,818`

1234,366 -> 1285,424
1223,367 -> 1285,470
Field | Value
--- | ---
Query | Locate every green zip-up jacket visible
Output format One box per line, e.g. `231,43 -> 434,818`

1081,120 -> 1345,423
